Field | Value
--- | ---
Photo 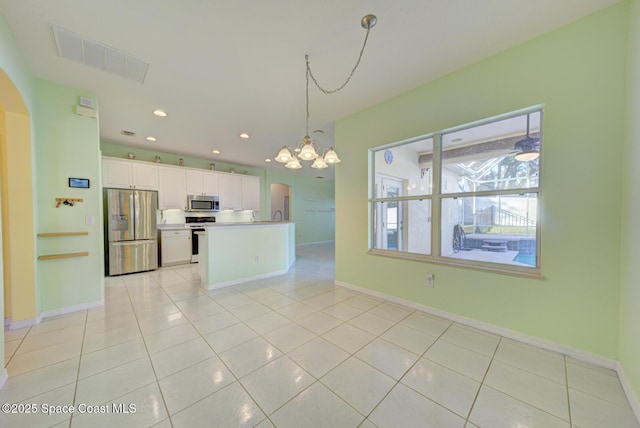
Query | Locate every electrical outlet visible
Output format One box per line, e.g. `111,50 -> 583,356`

255,255 -> 260,262
426,272 -> 434,287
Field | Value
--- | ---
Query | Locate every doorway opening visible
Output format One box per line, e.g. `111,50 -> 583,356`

270,183 -> 291,221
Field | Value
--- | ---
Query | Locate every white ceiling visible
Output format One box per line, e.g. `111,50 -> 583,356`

0,0 -> 619,177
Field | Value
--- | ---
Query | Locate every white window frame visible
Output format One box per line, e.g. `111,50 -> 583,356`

368,106 -> 543,278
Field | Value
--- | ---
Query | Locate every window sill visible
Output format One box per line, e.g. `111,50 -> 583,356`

368,249 -> 544,280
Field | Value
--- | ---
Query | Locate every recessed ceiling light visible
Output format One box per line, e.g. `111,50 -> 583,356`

153,109 -> 168,117
145,136 -> 157,142
239,133 -> 250,139
313,129 -> 324,135
212,150 -> 220,154
265,159 -> 272,162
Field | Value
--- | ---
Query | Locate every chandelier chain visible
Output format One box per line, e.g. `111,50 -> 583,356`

305,27 -> 371,95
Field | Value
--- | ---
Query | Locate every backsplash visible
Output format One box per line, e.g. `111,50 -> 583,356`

158,209 -> 257,225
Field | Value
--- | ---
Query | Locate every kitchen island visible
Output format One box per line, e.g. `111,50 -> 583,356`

197,222 -> 295,290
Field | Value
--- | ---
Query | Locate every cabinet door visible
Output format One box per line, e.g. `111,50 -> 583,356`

132,163 -> 159,190
161,230 -> 191,265
158,166 -> 187,210
241,176 -> 260,211
102,158 -> 132,188
219,174 -> 242,210
203,172 -> 219,196
186,170 -> 204,195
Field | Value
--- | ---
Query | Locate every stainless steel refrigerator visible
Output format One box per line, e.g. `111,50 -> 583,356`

104,188 -> 158,276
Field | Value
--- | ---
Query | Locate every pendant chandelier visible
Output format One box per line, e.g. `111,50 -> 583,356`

275,14 -> 378,169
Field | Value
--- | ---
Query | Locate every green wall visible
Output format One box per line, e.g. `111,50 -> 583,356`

620,0 -> 640,405
335,3 -> 627,358
265,170 -> 335,245
101,142 -> 336,245
34,79 -> 103,312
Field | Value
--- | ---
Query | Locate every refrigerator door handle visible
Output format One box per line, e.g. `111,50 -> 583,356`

111,240 -> 156,246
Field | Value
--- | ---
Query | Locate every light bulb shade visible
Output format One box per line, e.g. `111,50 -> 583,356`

514,150 -> 540,162
275,146 -> 293,163
298,142 -> 318,160
311,157 -> 328,169
323,148 -> 341,164
285,158 -> 302,169
513,136 -> 540,162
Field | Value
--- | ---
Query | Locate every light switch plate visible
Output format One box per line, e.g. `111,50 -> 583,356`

85,215 -> 95,225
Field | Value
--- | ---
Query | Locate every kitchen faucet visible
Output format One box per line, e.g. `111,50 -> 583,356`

273,210 -> 283,221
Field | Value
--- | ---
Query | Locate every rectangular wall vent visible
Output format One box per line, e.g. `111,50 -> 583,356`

51,24 -> 149,84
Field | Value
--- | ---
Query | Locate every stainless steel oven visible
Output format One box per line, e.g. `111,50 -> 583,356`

185,216 -> 216,263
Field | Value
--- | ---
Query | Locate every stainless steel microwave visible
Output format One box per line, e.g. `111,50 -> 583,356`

187,195 -> 220,212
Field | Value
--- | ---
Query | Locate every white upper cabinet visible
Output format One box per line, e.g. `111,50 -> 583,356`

186,169 -> 204,195
102,156 -> 259,212
132,162 -> 159,190
241,175 -> 260,211
218,173 -> 242,210
203,172 -> 219,196
186,170 -> 220,196
102,157 -> 159,190
158,165 -> 187,210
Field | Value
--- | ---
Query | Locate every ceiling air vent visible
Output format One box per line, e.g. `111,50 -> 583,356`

51,24 -> 149,84
121,130 -> 136,137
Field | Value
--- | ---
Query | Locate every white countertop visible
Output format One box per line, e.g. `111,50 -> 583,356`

203,221 -> 294,228
157,224 -> 188,230
158,221 -> 294,230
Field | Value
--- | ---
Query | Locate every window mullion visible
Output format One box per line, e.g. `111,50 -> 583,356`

432,133 -> 443,257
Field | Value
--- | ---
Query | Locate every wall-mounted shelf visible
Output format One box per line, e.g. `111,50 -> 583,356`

38,252 -> 89,261
38,231 -> 88,238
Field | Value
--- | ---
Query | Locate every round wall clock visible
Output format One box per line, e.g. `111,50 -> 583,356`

384,149 -> 393,165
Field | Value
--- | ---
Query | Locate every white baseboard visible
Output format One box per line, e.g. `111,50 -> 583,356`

335,279 -> 640,422
335,280 -> 619,370
617,362 -> 640,423
0,369 -> 8,390
39,300 -> 104,321
203,269 -> 290,291
9,317 -> 39,330
296,240 -> 335,248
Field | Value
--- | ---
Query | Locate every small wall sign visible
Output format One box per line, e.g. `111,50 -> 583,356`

69,178 -> 90,189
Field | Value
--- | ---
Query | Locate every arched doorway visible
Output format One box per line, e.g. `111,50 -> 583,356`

0,69 -> 37,333
270,183 -> 291,221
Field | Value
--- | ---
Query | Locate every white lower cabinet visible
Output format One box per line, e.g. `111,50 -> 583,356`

160,229 -> 191,266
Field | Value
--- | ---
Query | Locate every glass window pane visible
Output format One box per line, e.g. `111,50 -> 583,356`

441,111 -> 541,194
373,137 -> 434,197
373,199 -> 432,255
440,194 -> 537,267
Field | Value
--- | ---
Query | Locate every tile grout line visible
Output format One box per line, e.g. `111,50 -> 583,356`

124,273 -> 176,428
565,355 -> 574,427
3,325 -> 32,368
463,335 -> 502,426
156,271 -> 278,426
68,309 -> 90,428
361,319 -> 456,424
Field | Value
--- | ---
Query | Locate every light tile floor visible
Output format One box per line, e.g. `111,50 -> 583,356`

2,244 -> 639,428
